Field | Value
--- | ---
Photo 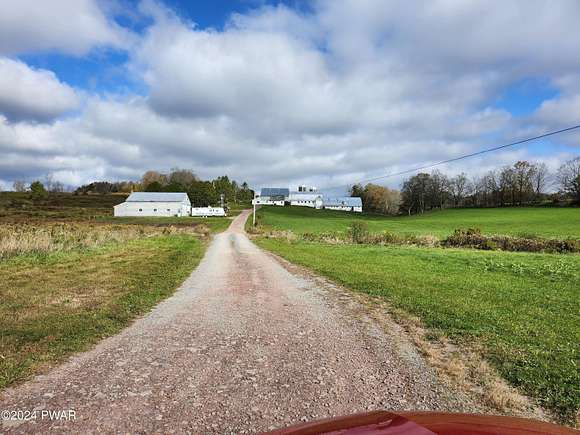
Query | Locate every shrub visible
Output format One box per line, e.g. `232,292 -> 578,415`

445,228 -> 580,253
347,221 -> 369,244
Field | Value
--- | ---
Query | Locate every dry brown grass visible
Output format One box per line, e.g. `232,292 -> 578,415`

364,302 -> 546,420
1,232 -> 205,390
0,223 -> 199,259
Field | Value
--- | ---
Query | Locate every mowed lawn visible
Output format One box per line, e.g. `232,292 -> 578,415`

257,206 -> 580,238
259,239 -> 580,421
0,234 -> 205,390
256,206 -> 580,422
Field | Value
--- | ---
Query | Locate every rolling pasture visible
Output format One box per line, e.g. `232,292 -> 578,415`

256,205 -> 580,423
257,205 -> 580,238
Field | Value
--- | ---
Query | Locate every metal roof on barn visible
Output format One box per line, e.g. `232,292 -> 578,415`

324,196 -> 362,207
126,192 -> 190,203
289,192 -> 323,201
260,188 -> 290,197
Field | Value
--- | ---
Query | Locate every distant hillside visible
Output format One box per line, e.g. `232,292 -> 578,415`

0,192 -> 126,222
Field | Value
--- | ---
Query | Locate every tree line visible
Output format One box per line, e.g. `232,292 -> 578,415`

74,168 -> 254,207
9,168 -> 254,208
351,156 -> 580,215
138,169 -> 254,206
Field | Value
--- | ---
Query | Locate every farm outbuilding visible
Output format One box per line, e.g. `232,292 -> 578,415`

289,192 -> 324,209
191,207 -> 226,217
252,188 -> 290,206
114,192 -> 191,217
323,197 -> 363,213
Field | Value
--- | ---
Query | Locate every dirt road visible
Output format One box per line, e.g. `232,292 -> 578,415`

1,210 -> 479,434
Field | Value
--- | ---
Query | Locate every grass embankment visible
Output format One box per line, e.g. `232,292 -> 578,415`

95,216 -> 232,233
255,206 -> 580,423
0,234 -> 205,390
257,206 -> 580,238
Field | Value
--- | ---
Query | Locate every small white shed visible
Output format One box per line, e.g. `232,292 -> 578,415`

114,192 -> 191,217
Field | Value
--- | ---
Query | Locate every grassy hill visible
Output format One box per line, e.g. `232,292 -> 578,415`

0,192 -> 125,221
257,206 -> 580,238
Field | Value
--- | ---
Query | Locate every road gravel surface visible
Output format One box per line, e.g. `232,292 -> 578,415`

1,210 -> 481,434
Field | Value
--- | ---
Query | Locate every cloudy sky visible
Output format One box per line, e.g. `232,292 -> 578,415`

1,0 -> 579,192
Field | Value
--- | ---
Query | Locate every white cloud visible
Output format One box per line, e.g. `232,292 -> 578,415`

0,58 -> 79,122
1,0 -> 579,190
0,0 -> 132,56
315,0 -> 580,74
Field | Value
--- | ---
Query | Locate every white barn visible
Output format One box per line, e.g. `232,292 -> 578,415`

323,197 -> 363,213
252,188 -> 289,206
114,192 -> 191,217
289,192 -> 324,209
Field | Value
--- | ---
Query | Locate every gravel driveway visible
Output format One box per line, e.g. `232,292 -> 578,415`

1,210 -> 481,434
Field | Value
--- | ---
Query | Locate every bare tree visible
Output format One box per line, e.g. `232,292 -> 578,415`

45,174 -> 65,192
513,161 -> 534,205
530,162 -> 549,201
428,170 -> 449,209
557,156 -> 580,204
499,166 -> 515,206
481,170 -> 499,207
449,173 -> 468,207
13,180 -> 27,192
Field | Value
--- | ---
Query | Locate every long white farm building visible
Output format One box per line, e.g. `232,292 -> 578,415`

252,186 -> 363,212
114,192 -> 191,217
324,197 -> 363,212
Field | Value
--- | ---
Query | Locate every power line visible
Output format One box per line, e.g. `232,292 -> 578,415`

329,124 -> 580,190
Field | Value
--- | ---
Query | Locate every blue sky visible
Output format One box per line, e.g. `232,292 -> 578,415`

494,78 -> 559,117
0,0 -> 579,190
18,1 -> 311,95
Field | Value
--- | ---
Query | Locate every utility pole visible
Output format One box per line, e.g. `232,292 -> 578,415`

253,193 -> 256,227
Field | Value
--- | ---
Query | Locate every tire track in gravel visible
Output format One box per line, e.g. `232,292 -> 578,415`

1,210 -> 482,434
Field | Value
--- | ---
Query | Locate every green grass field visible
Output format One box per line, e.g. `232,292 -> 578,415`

256,206 -> 580,422
0,234 -> 205,390
257,206 -> 580,238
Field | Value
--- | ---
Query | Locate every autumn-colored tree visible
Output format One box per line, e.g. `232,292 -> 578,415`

141,170 -> 168,189
168,168 -> 198,186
